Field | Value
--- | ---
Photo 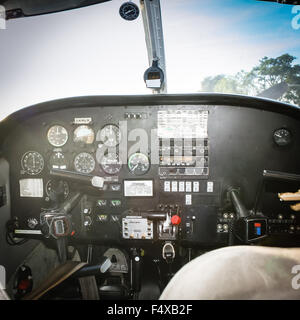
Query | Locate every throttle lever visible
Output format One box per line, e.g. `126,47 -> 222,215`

228,187 -> 248,218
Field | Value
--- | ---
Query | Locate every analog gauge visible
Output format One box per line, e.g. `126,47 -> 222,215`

47,125 -> 68,147
110,199 -> 122,207
74,152 -> 95,174
100,153 -> 122,175
21,151 -> 44,175
273,128 -> 292,147
98,124 -> 122,147
73,125 -> 95,144
119,2 -> 139,21
97,199 -> 107,207
128,153 -> 150,175
49,152 -> 68,170
27,218 -> 38,229
46,180 -> 69,199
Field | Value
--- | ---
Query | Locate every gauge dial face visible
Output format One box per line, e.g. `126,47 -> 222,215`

73,125 -> 95,144
100,153 -> 122,175
273,128 -> 292,146
21,151 -> 44,175
46,180 -> 69,199
110,199 -> 122,207
47,125 -> 68,147
74,152 -> 95,174
119,2 -> 139,21
128,153 -> 150,175
49,152 -> 68,170
98,124 -> 122,147
97,199 -> 107,207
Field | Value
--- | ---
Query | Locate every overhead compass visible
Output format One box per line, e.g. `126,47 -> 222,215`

119,2 -> 139,21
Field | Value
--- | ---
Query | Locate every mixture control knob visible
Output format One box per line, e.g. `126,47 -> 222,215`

171,215 -> 181,226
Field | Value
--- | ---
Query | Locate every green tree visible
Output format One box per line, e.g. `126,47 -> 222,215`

200,54 -> 300,105
201,75 -> 227,92
251,54 -> 300,104
201,74 -> 244,94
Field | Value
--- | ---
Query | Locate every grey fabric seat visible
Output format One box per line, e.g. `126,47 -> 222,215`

160,246 -> 300,300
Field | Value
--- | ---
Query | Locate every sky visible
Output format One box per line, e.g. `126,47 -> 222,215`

0,0 -> 299,120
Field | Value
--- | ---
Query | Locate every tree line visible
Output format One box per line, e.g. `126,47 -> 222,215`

200,54 -> 300,105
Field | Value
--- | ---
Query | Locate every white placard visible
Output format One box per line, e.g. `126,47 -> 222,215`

158,110 -> 208,138
146,79 -> 161,88
124,180 -> 153,197
20,179 -> 43,198
74,117 -> 92,124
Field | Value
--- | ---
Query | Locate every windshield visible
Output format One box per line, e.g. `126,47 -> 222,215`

0,0 -> 299,120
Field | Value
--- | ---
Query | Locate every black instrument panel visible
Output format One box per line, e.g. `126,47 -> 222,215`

1,94 -> 300,247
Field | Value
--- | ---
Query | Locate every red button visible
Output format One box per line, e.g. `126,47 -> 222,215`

171,215 -> 181,225
18,279 -> 31,290
254,223 -> 261,227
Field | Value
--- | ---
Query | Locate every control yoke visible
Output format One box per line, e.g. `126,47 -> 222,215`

50,169 -> 105,189
40,192 -> 82,263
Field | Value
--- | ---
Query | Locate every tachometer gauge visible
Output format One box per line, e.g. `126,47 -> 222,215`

98,124 -> 122,147
100,153 -> 122,175
74,152 -> 95,174
128,153 -> 150,175
273,128 -> 292,147
49,152 -> 68,170
47,125 -> 68,147
21,151 -> 44,175
73,125 -> 95,144
46,180 -> 69,199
